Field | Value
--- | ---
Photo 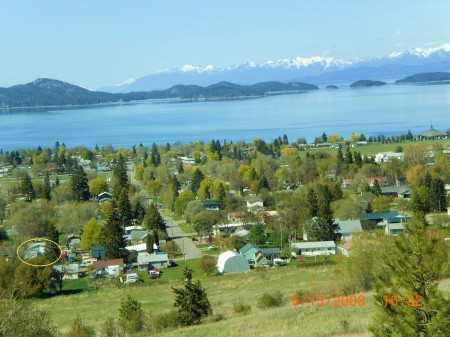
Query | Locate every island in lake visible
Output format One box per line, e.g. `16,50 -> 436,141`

350,80 -> 387,88
395,72 -> 450,84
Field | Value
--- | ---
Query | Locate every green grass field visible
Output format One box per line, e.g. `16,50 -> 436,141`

34,257 -> 450,336
298,138 -> 449,158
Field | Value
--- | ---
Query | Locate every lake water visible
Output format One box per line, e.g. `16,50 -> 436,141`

0,84 -> 449,150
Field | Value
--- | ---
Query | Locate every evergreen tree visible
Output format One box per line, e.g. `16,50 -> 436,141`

307,188 -> 319,217
112,154 -> 129,199
55,176 -> 60,186
146,232 -> 154,254
282,134 -> 289,145
191,168 -> 205,195
344,147 -> 353,164
150,143 -> 161,167
41,171 -> 51,200
304,216 -> 340,242
44,222 -> 60,263
104,203 -> 126,259
258,174 -> 270,191
143,203 -> 166,231
172,268 -> 212,326
371,179 -> 382,196
20,172 -> 36,202
117,188 -> 133,228
177,161 -> 184,174
354,151 -> 362,167
71,165 -> 90,201
370,214 -> 450,336
429,176 -> 447,212
132,201 -> 146,224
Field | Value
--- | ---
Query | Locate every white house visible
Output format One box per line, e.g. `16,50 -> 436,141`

290,241 -> 337,257
374,152 -> 404,164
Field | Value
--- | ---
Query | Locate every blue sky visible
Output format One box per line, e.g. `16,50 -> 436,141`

1,0 -> 449,88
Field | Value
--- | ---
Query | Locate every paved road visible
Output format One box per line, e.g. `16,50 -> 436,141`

126,161 -> 202,261
164,215 -> 202,261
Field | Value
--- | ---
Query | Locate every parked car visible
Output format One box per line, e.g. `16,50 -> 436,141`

168,260 -> 177,267
124,273 -> 139,283
149,270 -> 160,279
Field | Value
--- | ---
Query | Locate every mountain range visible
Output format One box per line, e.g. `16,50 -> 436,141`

101,44 -> 450,93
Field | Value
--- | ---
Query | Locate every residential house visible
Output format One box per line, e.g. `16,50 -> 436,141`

23,242 -> 46,260
290,241 -> 337,257
92,259 -> 124,276
374,152 -> 404,164
445,184 -> 450,196
366,177 -> 388,187
202,200 -> 220,210
98,192 -> 113,203
341,179 -> 352,190
335,219 -> 363,241
137,252 -> 169,270
384,222 -> 406,236
246,198 -> 264,212
380,186 -> 411,198
239,243 -> 281,265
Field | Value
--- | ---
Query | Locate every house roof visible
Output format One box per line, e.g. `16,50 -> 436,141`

291,241 -> 337,249
239,243 -> 257,254
367,211 -> 399,221
93,259 -> 124,269
137,252 -> 168,264
125,243 -> 148,252
130,230 -> 148,241
335,220 -> 363,234
420,127 -> 446,138
202,200 -> 219,207
381,186 -> 410,195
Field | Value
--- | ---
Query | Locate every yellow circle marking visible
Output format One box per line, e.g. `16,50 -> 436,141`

16,237 -> 62,267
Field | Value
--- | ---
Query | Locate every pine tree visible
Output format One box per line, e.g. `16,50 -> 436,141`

370,214 -> 450,336
429,176 -> 447,212
44,222 -> 60,263
150,143 -> 161,167
307,188 -> 319,217
143,203 -> 166,231
71,165 -> 90,201
191,168 -> 205,195
146,232 -> 154,254
55,176 -> 60,186
177,161 -> 184,174
132,201 -> 146,224
104,203 -> 126,259
172,268 -> 212,326
112,154 -> 129,199
258,174 -> 269,190
20,172 -> 36,202
41,171 -> 51,200
117,188 -> 133,228
344,147 -> 353,164
371,179 -> 382,196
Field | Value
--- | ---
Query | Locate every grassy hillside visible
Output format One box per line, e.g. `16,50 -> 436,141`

34,258 -> 450,336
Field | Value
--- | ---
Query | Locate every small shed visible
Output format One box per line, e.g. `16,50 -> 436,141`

91,246 -> 106,259
217,251 -> 250,273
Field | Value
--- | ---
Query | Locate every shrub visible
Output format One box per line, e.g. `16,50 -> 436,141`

233,303 -> 252,315
257,292 -> 284,309
119,295 -> 144,333
63,317 -> 96,337
198,255 -> 217,276
151,311 -> 179,332
101,317 -> 125,337
205,313 -> 226,323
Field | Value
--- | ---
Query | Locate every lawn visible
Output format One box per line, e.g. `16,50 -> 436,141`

34,257 -> 450,336
178,222 -> 197,234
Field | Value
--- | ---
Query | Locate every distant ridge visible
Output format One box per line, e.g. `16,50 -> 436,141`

395,72 -> 450,84
0,79 -> 318,108
101,43 -> 450,92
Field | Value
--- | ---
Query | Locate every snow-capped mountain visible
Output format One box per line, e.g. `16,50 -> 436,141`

101,44 -> 450,93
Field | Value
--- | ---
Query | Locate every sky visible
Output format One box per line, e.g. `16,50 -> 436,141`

1,0 -> 449,89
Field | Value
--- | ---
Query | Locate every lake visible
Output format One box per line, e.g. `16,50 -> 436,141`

0,84 -> 449,150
